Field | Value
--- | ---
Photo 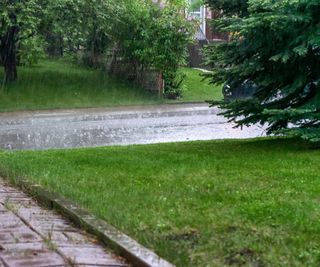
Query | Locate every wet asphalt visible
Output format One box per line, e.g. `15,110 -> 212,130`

0,103 -> 266,150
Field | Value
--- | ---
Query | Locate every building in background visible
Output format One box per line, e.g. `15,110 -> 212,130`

187,0 -> 228,68
152,0 -> 227,67
152,0 -> 227,41
188,0 -> 227,42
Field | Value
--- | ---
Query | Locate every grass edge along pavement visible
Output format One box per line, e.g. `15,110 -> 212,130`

1,138 -> 320,266
0,178 -> 129,267
1,176 -> 174,267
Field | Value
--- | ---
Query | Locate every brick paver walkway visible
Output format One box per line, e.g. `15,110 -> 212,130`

0,179 -> 128,267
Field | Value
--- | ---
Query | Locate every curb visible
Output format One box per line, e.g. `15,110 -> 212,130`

10,177 -> 175,267
0,101 -> 208,116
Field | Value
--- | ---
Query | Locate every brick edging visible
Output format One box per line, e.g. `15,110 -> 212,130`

10,178 -> 175,267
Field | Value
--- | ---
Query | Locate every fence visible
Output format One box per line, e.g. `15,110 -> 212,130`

106,50 -> 164,97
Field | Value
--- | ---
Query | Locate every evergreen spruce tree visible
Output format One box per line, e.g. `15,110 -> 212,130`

205,0 -> 320,143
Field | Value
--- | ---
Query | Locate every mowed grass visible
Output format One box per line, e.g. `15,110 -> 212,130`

0,60 -> 163,112
1,138 -> 320,266
180,67 -> 222,102
0,61 -> 221,112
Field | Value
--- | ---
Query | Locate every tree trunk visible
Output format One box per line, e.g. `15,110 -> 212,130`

60,35 -> 64,57
4,57 -> 17,82
1,26 -> 19,83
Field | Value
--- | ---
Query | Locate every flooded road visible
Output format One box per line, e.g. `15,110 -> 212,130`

0,103 -> 266,150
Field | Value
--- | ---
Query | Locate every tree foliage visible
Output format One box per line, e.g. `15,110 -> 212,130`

205,0 -> 248,17
1,0 -> 194,98
113,1 -> 194,98
0,0 -> 44,81
205,0 -> 320,143
0,0 -> 116,81
45,0 -> 115,66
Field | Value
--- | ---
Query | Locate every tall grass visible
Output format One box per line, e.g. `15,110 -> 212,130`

0,60 -> 222,112
0,60 -> 162,112
180,68 -> 222,102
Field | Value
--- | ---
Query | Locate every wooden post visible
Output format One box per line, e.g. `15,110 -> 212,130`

158,71 -> 164,98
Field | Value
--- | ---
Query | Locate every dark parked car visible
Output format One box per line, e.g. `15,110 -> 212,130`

223,80 -> 258,101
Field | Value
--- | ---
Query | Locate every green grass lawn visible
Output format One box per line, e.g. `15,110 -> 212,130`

0,60 -> 163,112
0,138 -> 320,266
180,67 -> 222,102
0,60 -> 221,112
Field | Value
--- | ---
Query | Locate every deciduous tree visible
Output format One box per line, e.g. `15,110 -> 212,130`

0,0 -> 43,82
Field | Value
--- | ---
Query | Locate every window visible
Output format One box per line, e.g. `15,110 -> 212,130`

189,0 -> 206,33
189,0 -> 202,18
